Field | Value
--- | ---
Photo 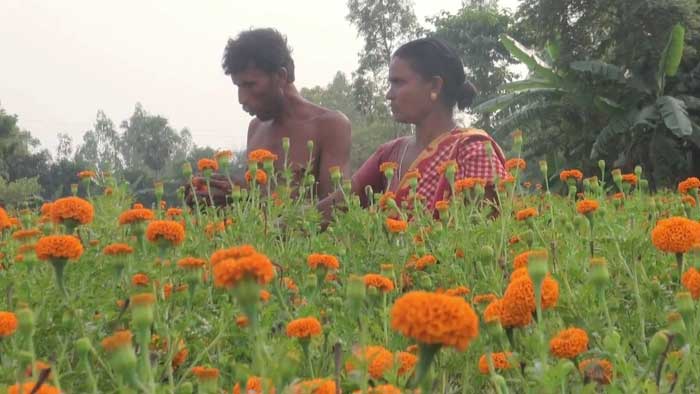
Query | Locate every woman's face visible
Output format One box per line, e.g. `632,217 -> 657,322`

386,56 -> 436,124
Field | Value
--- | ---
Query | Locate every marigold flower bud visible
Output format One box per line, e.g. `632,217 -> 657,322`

675,292 -> 694,320
598,160 -> 605,173
176,382 -> 194,394
590,258 -> 610,288
539,160 -> 548,175
76,337 -> 93,356
602,330 -> 621,353
17,307 -> 34,336
182,162 -> 193,179
282,137 -> 290,153
347,275 -> 366,306
649,330 -> 671,360
634,165 -> 642,179
307,139 -> 314,153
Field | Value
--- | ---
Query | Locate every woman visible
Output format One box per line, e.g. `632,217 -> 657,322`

319,37 -> 506,214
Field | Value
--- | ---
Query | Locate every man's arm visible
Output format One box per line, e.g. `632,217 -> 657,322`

316,112 -> 352,198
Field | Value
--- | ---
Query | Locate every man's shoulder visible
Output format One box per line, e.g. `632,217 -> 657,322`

311,108 -> 351,139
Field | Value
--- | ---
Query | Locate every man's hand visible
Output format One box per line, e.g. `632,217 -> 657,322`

184,174 -> 234,207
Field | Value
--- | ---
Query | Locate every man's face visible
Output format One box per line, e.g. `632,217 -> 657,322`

232,67 -> 283,121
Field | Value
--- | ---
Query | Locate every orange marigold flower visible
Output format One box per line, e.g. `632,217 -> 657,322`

291,379 -> 336,394
145,220 -> 186,246
681,268 -> 700,299
172,341 -> 188,368
177,257 -> 206,270
307,253 -> 340,270
191,366 -> 219,380
378,192 -> 397,210
576,199 -> 600,215
236,315 -> 249,328
396,351 -> 417,376
403,169 -> 421,181
391,291 -> 479,351
213,253 -> 275,288
7,381 -> 61,394
259,289 -> 271,302
550,327 -> 589,359
678,177 -> 700,194
500,270 -> 559,328
455,177 -> 487,193
132,273 -> 149,286
354,384 -> 402,394
245,169 -> 268,185
435,200 -> 449,211
498,175 -> 516,191
379,162 -> 398,173
559,169 -> 583,183
515,207 -> 538,221
385,218 -> 408,233
579,358 -> 613,384
505,158 -> 526,171
621,173 -> 637,185
77,170 -> 95,179
166,208 -> 183,217
513,250 -> 547,269
412,254 -> 437,270
682,195 -> 696,207
35,235 -> 83,261
0,207 -> 11,230
444,286 -> 470,297
118,208 -> 155,225
651,217 -> 700,254
50,196 -> 94,225
130,293 -> 156,306
18,244 -> 36,254
286,317 -> 322,338
233,376 -> 276,394
0,311 -> 19,337
12,229 -> 41,241
103,243 -> 134,256
101,330 -> 133,352
473,293 -> 498,305
345,345 -> 393,379
197,158 -> 218,172
483,299 -> 503,324
25,360 -> 52,378
210,245 -> 257,266
284,277 -> 299,292
478,352 -> 513,374
248,149 -> 278,162
363,274 -> 395,292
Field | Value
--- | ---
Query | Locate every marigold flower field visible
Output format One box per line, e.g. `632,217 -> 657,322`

2,138 -> 700,393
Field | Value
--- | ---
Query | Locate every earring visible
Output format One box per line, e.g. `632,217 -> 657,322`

430,92 -> 438,101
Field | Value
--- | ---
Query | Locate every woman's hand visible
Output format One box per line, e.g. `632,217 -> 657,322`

184,174 -> 234,207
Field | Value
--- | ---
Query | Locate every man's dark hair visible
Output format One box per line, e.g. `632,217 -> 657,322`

222,28 -> 295,82
393,37 -> 476,110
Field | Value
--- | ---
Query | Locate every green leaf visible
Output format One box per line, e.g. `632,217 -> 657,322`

657,95 -> 692,137
570,60 -> 626,82
472,88 -> 562,113
498,78 -> 558,92
665,24 -> 685,77
500,34 -> 557,80
494,102 -> 563,137
590,105 -> 657,159
546,38 -> 560,62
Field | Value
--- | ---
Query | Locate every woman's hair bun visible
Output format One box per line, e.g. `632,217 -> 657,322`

457,81 -> 477,110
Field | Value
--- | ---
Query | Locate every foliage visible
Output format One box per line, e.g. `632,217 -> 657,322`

0,176 -> 41,208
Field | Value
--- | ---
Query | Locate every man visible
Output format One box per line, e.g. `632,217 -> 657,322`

189,28 -> 351,206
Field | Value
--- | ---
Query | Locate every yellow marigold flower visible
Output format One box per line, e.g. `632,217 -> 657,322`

505,158 -> 526,171
248,149 -> 278,162
177,257 -> 206,270
12,229 -> 41,241
363,274 -> 395,292
478,352 -> 513,374
307,253 -> 340,270
118,208 -> 155,225
0,311 -> 18,337
291,379 -> 336,394
385,218 -> 408,233
345,345 -> 393,379
678,177 -> 700,194
576,199 -> 599,214
35,235 -> 83,261
549,327 -> 589,359
213,253 -> 275,288
391,291 -> 479,351
103,243 -> 134,256
651,217 -> 700,254
101,330 -> 133,352
191,366 -> 219,380
515,207 -> 538,221
210,245 -> 257,266
579,358 -> 613,384
197,158 -> 218,172
145,220 -> 185,246
245,169 -> 268,185
681,268 -> 700,299
379,162 -> 398,173
50,196 -> 94,225
286,317 -> 322,338
559,169 -> 583,183
7,381 -> 61,394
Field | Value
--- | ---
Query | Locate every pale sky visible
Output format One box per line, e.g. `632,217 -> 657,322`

0,0 -> 520,155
